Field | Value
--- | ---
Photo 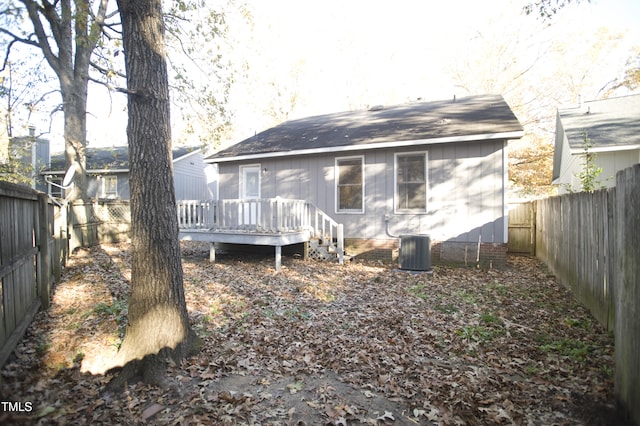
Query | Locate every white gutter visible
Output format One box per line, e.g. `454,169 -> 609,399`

173,148 -> 202,163
570,144 -> 640,155
41,168 -> 130,175
206,130 -> 524,164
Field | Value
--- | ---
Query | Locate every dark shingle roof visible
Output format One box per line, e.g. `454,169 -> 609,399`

210,94 -> 522,160
558,94 -> 640,150
48,145 -> 199,172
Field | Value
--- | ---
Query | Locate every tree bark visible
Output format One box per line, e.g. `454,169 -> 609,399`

61,79 -> 89,201
109,0 -> 195,388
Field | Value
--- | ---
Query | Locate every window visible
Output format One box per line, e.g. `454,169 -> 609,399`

102,176 -> 118,199
395,152 -> 427,212
336,156 -> 364,213
49,177 -> 63,199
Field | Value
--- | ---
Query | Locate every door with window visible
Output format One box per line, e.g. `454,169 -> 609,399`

240,165 -> 261,226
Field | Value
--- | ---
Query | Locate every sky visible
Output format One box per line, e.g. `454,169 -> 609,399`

43,0 -> 640,152
223,0 -> 640,143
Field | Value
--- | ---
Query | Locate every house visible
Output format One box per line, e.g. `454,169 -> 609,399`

552,94 -> 640,194
44,145 -> 215,201
206,94 -> 523,265
1,126 -> 50,190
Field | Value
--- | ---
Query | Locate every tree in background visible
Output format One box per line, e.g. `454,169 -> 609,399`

564,132 -> 606,193
0,56 -> 57,185
448,3 -> 633,197
0,0 -> 239,194
601,47 -> 640,96
107,0 -> 196,388
0,0 -> 111,200
164,1 -> 239,149
523,0 -> 590,20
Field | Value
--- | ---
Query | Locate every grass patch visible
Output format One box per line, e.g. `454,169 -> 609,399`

538,336 -> 590,362
435,303 -> 459,314
93,299 -> 127,316
456,290 -> 478,305
486,280 -> 509,296
480,312 -> 502,325
407,282 -> 429,300
457,325 -> 500,343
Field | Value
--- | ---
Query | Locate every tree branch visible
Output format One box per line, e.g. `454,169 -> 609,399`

90,61 -> 126,79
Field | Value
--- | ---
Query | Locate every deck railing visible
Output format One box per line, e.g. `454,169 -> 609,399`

177,198 -> 344,262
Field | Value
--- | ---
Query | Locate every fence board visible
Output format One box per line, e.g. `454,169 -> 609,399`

0,181 -> 60,367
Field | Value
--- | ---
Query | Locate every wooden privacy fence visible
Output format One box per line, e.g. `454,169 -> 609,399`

535,164 -> 640,424
536,189 -> 615,329
0,181 -> 64,367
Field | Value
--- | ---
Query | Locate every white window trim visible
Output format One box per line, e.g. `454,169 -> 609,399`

335,155 -> 365,214
102,175 -> 118,199
394,151 -> 428,214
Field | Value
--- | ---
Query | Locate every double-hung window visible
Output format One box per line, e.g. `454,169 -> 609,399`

102,175 -> 118,199
395,152 -> 427,212
336,156 -> 364,213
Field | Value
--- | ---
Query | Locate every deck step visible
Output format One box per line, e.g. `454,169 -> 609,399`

308,238 -> 339,262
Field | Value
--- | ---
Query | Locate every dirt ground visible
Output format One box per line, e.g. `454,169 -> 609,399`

0,242 -> 625,425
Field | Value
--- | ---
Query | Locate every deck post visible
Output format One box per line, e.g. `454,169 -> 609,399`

209,242 -> 216,262
275,245 -> 282,271
337,224 -> 344,265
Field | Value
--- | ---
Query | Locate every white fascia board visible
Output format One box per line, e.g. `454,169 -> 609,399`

173,148 -> 202,163
88,169 -> 130,174
41,168 -> 130,175
206,130 -> 524,164
570,144 -> 640,155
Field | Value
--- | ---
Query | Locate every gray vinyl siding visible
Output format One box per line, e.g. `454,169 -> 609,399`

85,172 -> 130,199
216,139 -> 507,244
173,152 -> 213,200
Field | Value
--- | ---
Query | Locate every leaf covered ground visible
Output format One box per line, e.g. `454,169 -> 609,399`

0,243 -> 622,425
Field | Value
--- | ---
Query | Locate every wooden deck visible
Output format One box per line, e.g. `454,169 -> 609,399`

177,198 -> 343,270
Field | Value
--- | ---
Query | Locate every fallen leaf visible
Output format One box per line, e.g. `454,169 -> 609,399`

377,410 -> 394,421
141,403 -> 165,421
287,381 -> 304,394
36,406 -> 56,418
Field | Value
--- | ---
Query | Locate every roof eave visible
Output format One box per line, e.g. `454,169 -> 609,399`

569,143 -> 640,155
173,148 -> 202,163
42,168 -> 130,175
206,130 -> 524,164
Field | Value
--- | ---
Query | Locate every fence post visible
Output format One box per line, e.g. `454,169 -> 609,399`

37,193 -> 51,310
614,165 -> 640,425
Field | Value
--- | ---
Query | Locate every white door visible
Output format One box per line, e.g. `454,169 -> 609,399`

240,165 -> 261,225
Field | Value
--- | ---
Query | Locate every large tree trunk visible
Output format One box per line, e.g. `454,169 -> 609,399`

109,0 -> 195,388
61,80 -> 89,201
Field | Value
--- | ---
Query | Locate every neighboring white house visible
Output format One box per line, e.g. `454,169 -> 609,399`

552,94 -> 640,193
43,145 -> 215,201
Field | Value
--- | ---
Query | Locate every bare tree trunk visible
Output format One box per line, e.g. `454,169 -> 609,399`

61,80 -> 89,201
108,0 -> 196,388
